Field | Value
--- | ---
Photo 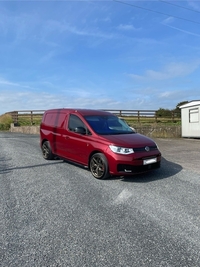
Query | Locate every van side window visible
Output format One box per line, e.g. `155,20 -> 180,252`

68,114 -> 85,132
44,112 -> 65,128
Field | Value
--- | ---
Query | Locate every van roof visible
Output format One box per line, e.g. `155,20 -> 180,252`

44,108 -> 114,116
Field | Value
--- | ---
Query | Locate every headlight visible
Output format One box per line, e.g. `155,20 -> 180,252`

109,145 -> 134,155
155,143 -> 159,150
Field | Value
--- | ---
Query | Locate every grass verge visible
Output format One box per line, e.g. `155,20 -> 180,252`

0,114 -> 13,131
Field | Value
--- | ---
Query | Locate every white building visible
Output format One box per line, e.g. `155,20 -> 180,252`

179,100 -> 200,138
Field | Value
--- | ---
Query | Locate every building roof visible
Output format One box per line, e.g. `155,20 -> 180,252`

179,100 -> 200,109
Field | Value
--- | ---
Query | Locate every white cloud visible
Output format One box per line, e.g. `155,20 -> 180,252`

0,78 -> 19,87
159,91 -> 175,98
187,0 -> 200,11
1,84 -> 199,115
0,77 -> 39,91
0,89 -> 121,114
65,24 -> 114,38
162,17 -> 174,25
129,61 -> 200,81
0,6 -> 114,49
117,24 -> 138,31
162,23 -> 200,38
39,50 -> 57,64
158,88 -> 200,105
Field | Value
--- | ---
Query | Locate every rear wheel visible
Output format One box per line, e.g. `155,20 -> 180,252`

90,153 -> 110,179
42,141 -> 54,160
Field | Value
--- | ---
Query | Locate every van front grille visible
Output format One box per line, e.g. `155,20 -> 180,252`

133,145 -> 158,152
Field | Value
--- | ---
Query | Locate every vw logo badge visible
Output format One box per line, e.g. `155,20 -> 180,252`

145,146 -> 150,152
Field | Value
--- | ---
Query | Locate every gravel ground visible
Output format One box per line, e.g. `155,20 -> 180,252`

0,132 -> 200,267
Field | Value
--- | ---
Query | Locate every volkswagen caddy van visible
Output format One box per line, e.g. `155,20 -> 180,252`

40,109 -> 161,179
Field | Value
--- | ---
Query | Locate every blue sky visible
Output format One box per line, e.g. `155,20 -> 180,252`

0,0 -> 200,115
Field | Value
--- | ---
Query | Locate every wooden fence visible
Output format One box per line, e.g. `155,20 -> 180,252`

7,109 -> 181,125
8,110 -> 45,125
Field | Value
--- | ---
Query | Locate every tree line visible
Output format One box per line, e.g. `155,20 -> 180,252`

155,101 -> 188,118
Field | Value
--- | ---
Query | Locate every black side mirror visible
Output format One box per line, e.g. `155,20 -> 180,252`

74,127 -> 86,135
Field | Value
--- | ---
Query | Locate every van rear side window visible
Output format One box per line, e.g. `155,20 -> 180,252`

44,112 -> 65,127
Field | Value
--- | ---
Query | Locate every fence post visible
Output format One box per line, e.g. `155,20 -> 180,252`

31,111 -> 33,125
172,112 -> 174,123
11,111 -> 18,125
137,111 -> 140,123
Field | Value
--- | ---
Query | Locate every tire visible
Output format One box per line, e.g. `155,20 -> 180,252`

41,141 -> 54,160
90,153 -> 110,179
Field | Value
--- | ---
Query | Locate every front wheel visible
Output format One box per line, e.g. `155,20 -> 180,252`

41,141 -> 54,160
90,153 -> 110,179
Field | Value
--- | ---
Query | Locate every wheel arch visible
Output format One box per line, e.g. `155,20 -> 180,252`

41,138 -> 55,155
88,150 -> 107,170
41,138 -> 48,145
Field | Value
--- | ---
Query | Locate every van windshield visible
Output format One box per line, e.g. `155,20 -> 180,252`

84,115 -> 134,135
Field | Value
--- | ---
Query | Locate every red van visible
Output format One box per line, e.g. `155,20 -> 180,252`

40,109 -> 161,179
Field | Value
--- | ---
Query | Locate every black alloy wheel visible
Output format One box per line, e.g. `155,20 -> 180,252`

42,141 -> 54,160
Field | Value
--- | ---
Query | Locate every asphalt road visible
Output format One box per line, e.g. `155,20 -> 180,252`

0,132 -> 200,267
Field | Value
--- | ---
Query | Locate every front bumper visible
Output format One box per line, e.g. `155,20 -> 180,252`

107,151 -> 161,176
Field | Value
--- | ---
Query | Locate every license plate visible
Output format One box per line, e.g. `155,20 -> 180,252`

143,158 -> 157,165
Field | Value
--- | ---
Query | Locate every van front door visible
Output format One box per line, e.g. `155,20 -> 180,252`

63,114 -> 91,165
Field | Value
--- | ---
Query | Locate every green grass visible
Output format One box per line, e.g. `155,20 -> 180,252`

122,117 -> 181,128
17,116 -> 42,126
0,114 -> 13,131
